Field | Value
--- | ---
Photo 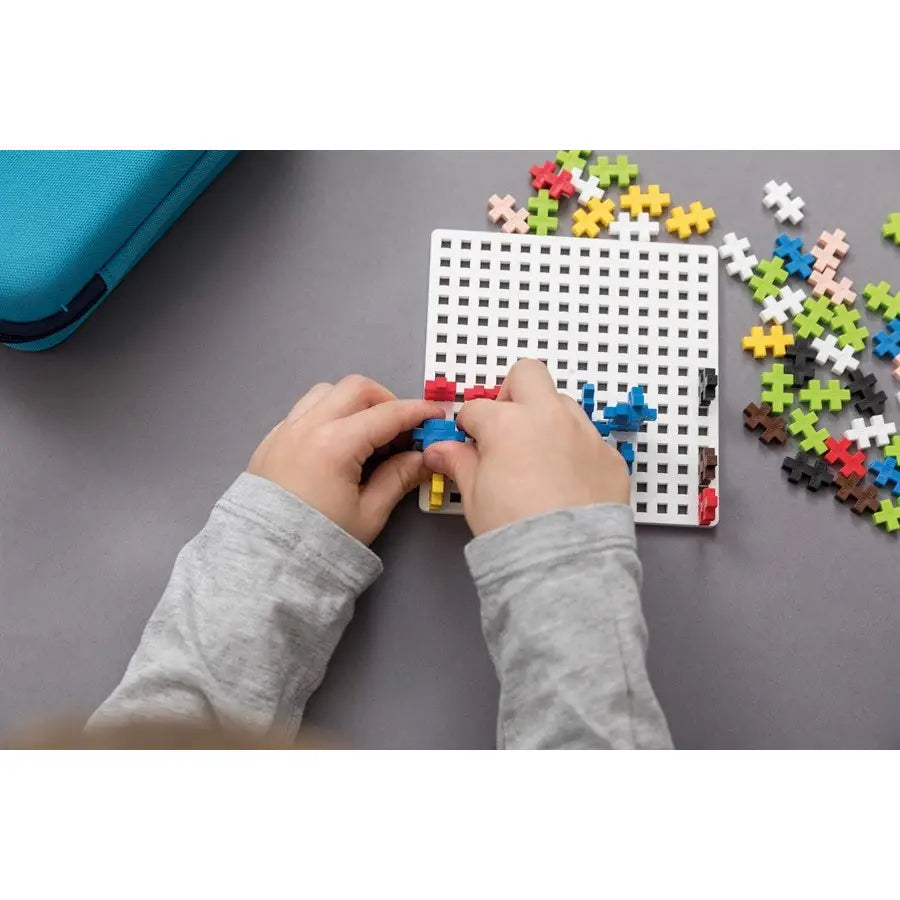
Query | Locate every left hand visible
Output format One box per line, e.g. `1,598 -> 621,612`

248,375 -> 445,544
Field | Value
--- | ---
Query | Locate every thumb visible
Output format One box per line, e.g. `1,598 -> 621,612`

360,450 -> 431,527
423,440 -> 479,498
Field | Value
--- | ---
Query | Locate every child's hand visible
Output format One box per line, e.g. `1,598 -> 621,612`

248,375 -> 445,545
423,359 -> 630,537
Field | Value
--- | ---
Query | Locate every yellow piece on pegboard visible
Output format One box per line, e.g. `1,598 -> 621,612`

428,473 -> 445,511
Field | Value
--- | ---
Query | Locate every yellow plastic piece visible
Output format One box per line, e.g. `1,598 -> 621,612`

619,184 -> 671,218
664,201 -> 716,239
741,324 -> 795,359
428,473 -> 445,510
571,197 -> 615,238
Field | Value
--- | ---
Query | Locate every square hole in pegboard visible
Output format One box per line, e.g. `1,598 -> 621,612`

421,230 -> 720,527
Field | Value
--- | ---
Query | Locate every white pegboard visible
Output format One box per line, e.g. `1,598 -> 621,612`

420,228 -> 720,527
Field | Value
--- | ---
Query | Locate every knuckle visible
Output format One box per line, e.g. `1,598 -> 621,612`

340,373 -> 375,393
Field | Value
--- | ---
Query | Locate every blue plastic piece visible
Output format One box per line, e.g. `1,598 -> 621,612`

413,418 -> 467,450
581,382 -> 595,417
873,319 -> 900,359
616,440 -> 635,474
593,419 -> 614,437
600,386 -> 657,433
868,457 -> 900,496
773,232 -> 815,279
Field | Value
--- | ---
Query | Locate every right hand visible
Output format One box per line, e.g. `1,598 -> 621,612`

422,359 -> 631,537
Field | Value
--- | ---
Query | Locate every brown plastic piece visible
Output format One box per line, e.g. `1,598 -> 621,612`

834,473 -> 880,515
743,401 -> 788,445
698,446 -> 718,486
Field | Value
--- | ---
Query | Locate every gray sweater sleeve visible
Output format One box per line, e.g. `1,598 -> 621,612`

87,472 -> 381,738
465,504 -> 673,750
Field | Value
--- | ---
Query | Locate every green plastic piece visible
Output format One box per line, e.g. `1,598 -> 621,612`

863,281 -> 900,321
587,154 -> 639,188
829,303 -> 870,351
556,149 -> 591,171
749,257 -> 788,302
884,435 -> 900,461
787,409 -> 830,455
882,213 -> 900,246
761,363 -> 795,414
798,378 -> 850,413
873,498 -> 900,532
792,295 -> 834,339
527,189 -> 559,236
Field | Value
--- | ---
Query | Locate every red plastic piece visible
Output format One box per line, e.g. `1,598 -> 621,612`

424,377 -> 457,402
463,385 -> 501,401
529,160 -> 575,200
823,436 -> 867,479
698,486 -> 718,526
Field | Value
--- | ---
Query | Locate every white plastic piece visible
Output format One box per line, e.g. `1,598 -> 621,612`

844,415 -> 897,449
763,180 -> 805,224
759,286 -> 806,325
568,167 -> 605,207
608,212 -> 659,242
810,333 -> 860,375
718,232 -> 758,281
422,229 -> 721,527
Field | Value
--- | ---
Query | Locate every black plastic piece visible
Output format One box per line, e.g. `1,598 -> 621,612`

781,451 -> 835,491
699,367 -> 718,409
845,369 -> 887,416
783,338 -> 818,386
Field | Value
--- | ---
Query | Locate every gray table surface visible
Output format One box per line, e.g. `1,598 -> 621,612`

2,151 -> 899,749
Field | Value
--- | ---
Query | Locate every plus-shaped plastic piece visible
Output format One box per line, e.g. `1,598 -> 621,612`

699,446 -> 718,485
741,324 -> 794,359
413,418 -> 467,450
823,436 -> 867,479
556,149 -> 591,171
462,385 -> 501,401
782,338 -> 818,386
773,233 -> 815,278
829,304 -> 869,351
424,376 -> 457,401
834,473 -> 880,515
698,486 -> 718,526
487,194 -> 530,234
619,185 -> 671,218
609,212 -> 659,242
808,266 -> 856,306
882,213 -> 900,246
873,319 -> 900,359
844,414 -> 897,450
799,379 -> 850,413
763,180 -> 805,224
811,229 -> 849,273
863,281 -> 900,321
571,197 -> 614,237
664,201 -> 716,239
600,386 -> 658,432
527,189 -> 559,236
873,498 -> 900,532
588,154 -> 639,187
749,257 -> 788,301
580,382 -> 596,417
787,409 -> 830,455
792,295 -> 834,339
759,286 -> 806,325
568,167 -> 604,206
761,363 -> 794,413
719,232 -> 758,282
529,160 -> 575,200
743,402 -> 788,444
868,457 -> 900,496
781,452 -> 834,491
845,369 -> 887,416
884,435 -> 900,461
811,333 -> 859,375
617,440 -> 635,474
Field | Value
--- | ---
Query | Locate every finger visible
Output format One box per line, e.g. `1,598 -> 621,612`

422,440 -> 479,499
360,450 -> 431,526
497,358 -> 557,404
304,374 -> 397,424
342,399 -> 447,459
285,382 -> 334,423
455,398 -> 500,442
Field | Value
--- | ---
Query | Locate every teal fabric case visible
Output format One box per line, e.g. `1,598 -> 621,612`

0,150 -> 238,350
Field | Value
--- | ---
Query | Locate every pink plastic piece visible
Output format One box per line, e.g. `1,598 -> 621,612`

808,266 -> 856,306
487,193 -> 529,234
811,228 -> 849,273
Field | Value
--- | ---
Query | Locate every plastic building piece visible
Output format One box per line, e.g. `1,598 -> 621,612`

588,154 -> 639,188
829,304 -> 869,352
698,486 -> 718,526
863,281 -> 900,321
749,257 -> 788,302
698,446 -> 718,486
761,363 -> 794,413
773,233 -> 815,279
787,409 -> 830,455
844,414 -> 897,450
882,213 -> 900,246
424,376 -> 457,402
719,232 -> 758,282
741,324 -> 793,359
428,472 -> 445,511
823,436 -> 867,479
811,229 -> 849,273
759,286 -> 806,325
699,367 -> 718,409
580,382 -> 595,417
782,338 -> 818,386
412,418 -> 467,450
833,473 -> 880,515
868,457 -> 900,496
884,435 -> 900,461
568,167 -> 605,206
556,149 -> 591,171
529,160 -> 575,199
527,190 -> 559,236
487,194 -> 530,235
763,180 -> 805,224
873,319 -> 900,359
792,295 -> 834,340
600,386 -> 658,432
619,185 -> 671,218
799,379 -> 850,413
617,440 -> 635,474
811,334 -> 859,375
781,452 -> 834,491
462,385 -> 501,401
664,201 -> 716,239
571,197 -> 615,237
873,498 -> 900,532
608,212 -> 659,242
845,369 -> 887,417
808,266 -> 856,306
743,401 -> 788,444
